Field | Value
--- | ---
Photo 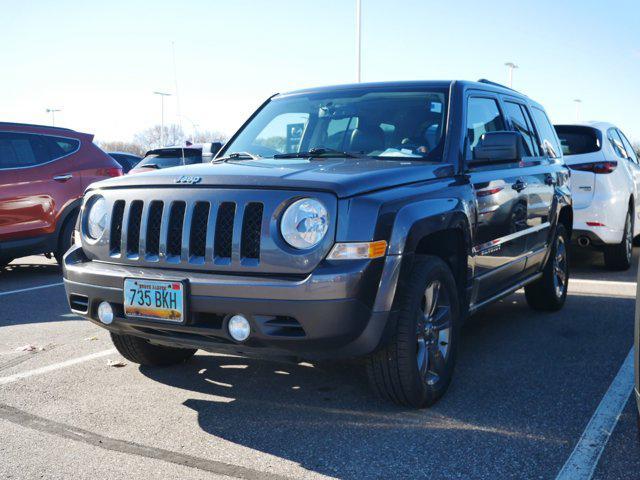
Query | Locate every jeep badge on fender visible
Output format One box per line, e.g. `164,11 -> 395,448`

62,80 -> 572,408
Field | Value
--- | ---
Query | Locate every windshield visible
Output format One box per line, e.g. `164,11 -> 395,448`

135,153 -> 202,169
222,87 -> 449,161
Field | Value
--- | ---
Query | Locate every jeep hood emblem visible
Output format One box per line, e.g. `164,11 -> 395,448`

175,175 -> 202,185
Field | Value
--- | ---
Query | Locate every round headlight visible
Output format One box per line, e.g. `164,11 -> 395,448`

85,196 -> 107,240
280,198 -> 329,250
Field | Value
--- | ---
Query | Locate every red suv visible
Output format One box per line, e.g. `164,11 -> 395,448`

0,122 -> 122,266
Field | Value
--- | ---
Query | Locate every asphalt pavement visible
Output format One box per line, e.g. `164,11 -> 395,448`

0,248 -> 638,480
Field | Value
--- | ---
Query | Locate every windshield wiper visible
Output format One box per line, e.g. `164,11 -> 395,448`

273,148 -> 362,159
139,163 -> 161,169
215,151 -> 262,162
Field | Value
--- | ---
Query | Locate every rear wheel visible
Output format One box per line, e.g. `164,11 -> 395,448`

525,224 -> 569,311
604,209 -> 633,271
111,333 -> 197,366
366,256 -> 460,408
55,211 -> 78,266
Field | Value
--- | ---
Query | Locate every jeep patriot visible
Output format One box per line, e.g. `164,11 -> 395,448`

63,80 -> 572,407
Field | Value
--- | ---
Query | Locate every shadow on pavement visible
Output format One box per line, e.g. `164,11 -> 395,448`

139,291 -> 634,479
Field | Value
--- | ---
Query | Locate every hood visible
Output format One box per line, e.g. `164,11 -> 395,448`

87,157 -> 454,198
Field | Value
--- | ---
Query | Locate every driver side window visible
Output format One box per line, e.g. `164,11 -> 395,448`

466,97 -> 506,160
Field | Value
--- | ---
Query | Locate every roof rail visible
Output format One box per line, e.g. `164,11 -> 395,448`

0,121 -> 75,132
477,79 -> 522,94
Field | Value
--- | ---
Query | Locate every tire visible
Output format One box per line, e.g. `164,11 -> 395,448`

366,255 -> 460,408
55,211 -> 79,266
525,224 -> 569,311
604,209 -> 633,271
110,333 -> 197,366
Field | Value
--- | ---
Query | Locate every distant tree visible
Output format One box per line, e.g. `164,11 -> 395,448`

633,141 -> 640,159
190,130 -> 229,144
96,140 -> 145,157
133,124 -> 185,151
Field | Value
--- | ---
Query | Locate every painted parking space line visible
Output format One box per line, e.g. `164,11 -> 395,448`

0,282 -> 64,297
568,279 -> 636,298
0,349 -> 115,386
555,347 -> 635,480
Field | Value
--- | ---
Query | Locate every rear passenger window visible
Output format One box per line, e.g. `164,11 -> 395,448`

43,135 -> 80,160
607,128 -> 629,159
0,132 -> 50,169
466,97 -> 505,159
531,107 -> 561,158
617,130 -> 638,164
503,102 -> 540,156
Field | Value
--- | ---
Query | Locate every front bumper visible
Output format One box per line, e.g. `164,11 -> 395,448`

62,246 -> 395,359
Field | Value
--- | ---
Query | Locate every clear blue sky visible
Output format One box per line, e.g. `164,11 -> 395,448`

1,0 -> 639,142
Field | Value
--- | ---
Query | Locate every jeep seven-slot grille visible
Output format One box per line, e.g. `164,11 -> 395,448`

108,199 -> 263,264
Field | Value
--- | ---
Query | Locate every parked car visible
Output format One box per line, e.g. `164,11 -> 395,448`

108,152 -> 141,174
0,122 -> 122,266
63,80 -> 572,407
129,142 -> 223,174
555,122 -> 640,270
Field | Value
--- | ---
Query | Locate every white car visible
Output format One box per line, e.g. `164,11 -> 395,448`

555,122 -> 640,270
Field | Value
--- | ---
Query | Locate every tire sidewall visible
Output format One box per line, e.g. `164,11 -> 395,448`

398,256 -> 460,406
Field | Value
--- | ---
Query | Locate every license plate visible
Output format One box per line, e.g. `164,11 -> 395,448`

123,278 -> 186,323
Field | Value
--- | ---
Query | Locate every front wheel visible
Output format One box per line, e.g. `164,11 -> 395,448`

366,256 -> 460,408
525,224 -> 569,311
604,209 -> 633,271
111,333 -> 197,366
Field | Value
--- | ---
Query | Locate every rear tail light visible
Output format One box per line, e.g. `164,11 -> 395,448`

586,222 -> 606,227
97,167 -> 123,177
569,161 -> 617,174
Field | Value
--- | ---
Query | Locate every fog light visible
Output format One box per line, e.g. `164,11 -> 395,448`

228,314 -> 250,342
97,302 -> 114,325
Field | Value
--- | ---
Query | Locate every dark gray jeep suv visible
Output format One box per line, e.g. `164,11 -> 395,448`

63,80 -> 572,407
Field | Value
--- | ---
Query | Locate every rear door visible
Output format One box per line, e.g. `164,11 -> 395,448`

610,128 -> 640,234
500,100 -> 556,273
466,94 -> 528,300
0,131 -> 81,241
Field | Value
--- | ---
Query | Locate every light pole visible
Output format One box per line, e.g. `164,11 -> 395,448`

574,99 -> 582,121
355,0 -> 361,82
46,108 -> 61,126
153,91 -> 172,147
504,62 -> 518,88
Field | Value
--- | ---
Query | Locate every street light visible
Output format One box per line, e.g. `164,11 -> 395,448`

504,62 -> 519,88
46,108 -> 61,126
574,99 -> 582,121
355,0 -> 361,82
153,91 -> 172,147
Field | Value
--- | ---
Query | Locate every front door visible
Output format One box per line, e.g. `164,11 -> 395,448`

465,95 -> 529,302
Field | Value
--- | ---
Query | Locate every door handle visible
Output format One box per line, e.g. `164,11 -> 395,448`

545,174 -> 556,186
53,174 -> 73,182
512,179 -> 527,192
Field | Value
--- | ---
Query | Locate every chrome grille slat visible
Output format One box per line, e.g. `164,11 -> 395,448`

205,202 -> 219,263
119,201 -> 132,257
180,201 -> 194,262
137,201 -> 151,259
158,201 -> 174,262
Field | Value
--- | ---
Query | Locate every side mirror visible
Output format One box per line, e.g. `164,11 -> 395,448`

471,131 -> 525,164
210,142 -> 223,157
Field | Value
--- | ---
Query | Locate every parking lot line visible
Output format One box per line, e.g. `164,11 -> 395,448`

0,349 -> 115,386
0,282 -> 64,297
555,347 -> 634,480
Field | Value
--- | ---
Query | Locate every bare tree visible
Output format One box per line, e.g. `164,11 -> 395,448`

96,141 -> 146,157
133,124 -> 185,151
191,130 -> 229,144
633,141 -> 640,159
